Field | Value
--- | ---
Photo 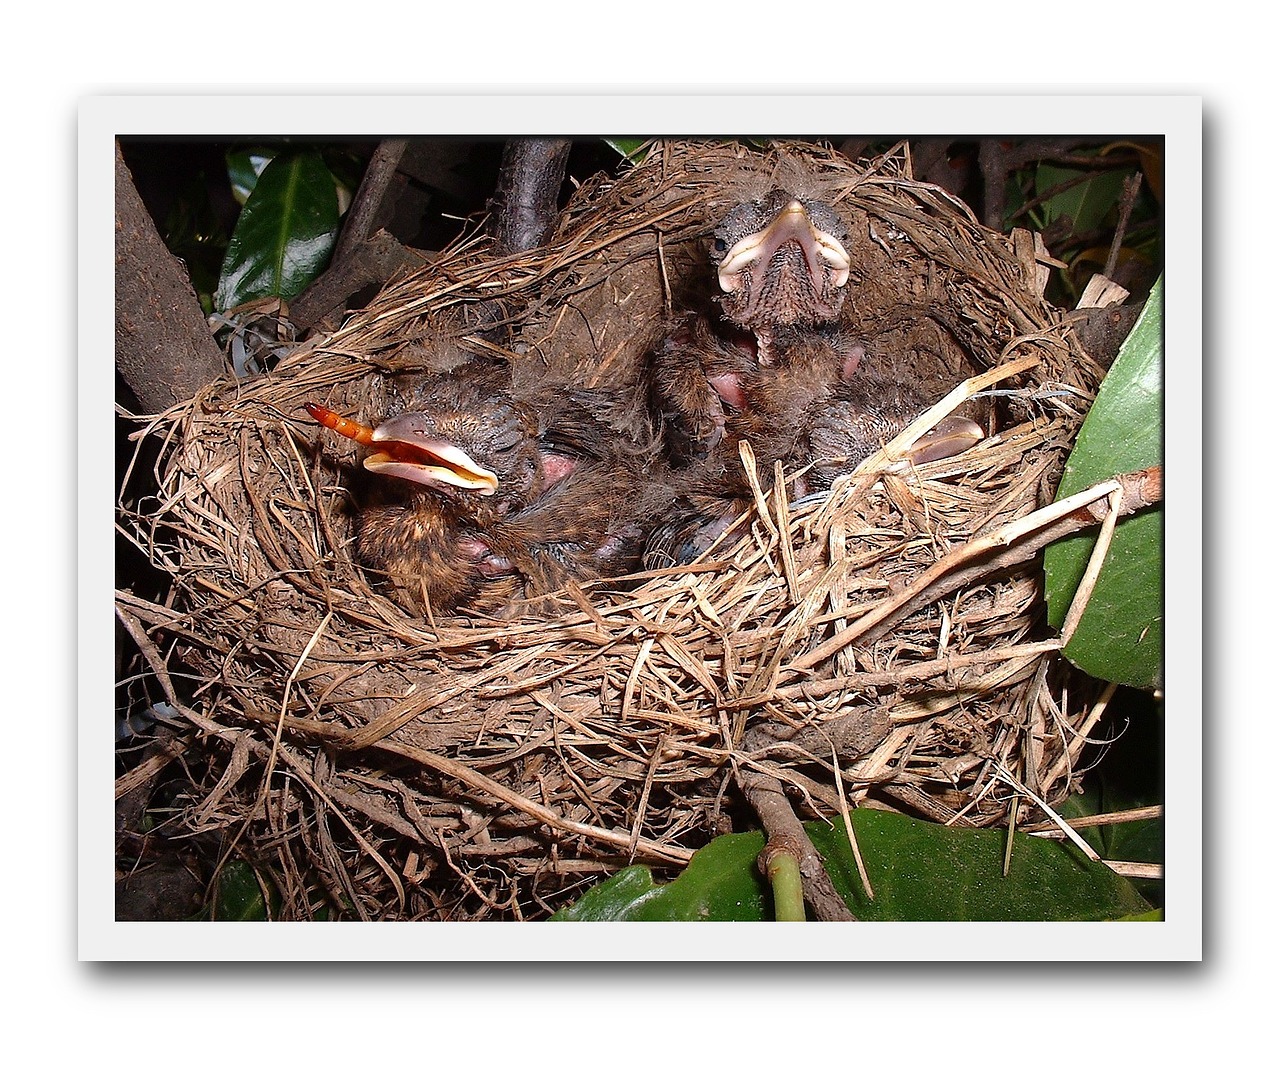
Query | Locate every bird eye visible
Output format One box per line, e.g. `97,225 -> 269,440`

809,201 -> 850,241
711,236 -> 728,255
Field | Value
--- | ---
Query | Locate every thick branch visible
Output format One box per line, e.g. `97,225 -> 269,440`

490,139 -> 572,255
115,141 -> 226,413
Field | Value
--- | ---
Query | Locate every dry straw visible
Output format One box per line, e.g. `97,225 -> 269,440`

116,140 -> 1119,920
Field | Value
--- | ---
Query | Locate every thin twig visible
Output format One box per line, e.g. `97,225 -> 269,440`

1103,172 -> 1144,282
739,727 -> 856,921
828,741 -> 874,900
334,139 -> 409,266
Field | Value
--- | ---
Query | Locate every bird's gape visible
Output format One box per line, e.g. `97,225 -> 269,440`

716,197 -> 851,330
306,402 -> 501,496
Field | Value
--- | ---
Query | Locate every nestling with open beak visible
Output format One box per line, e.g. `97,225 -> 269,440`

713,188 -> 853,346
308,364 -> 673,616
645,186 -> 986,567
665,187 -> 985,478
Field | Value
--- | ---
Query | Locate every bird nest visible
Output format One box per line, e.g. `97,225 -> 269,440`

116,139 -> 1114,920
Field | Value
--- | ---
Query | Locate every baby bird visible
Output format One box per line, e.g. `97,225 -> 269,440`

645,187 -> 984,568
713,187 -> 854,353
803,366 -> 986,491
643,372 -> 984,570
672,186 -> 985,477
310,364 -> 672,616
654,187 -> 864,479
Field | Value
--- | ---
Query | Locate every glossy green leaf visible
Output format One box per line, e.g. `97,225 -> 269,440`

813,815 -> 1150,921
1044,276 -> 1163,689
552,809 -> 1151,922
551,834 -> 771,921
214,151 -> 340,311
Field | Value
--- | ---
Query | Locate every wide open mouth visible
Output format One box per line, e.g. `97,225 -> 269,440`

362,443 -> 499,495
717,199 -> 851,298
306,403 -> 500,496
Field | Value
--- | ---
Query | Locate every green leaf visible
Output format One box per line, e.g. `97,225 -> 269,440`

551,834 -> 770,921
603,138 -> 652,164
1035,164 -> 1128,236
552,809 -> 1152,922
812,814 -> 1151,921
186,860 -> 272,921
214,151 -> 340,311
225,148 -> 276,205
1044,276 -> 1163,689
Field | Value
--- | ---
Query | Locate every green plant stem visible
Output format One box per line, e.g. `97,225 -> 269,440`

765,851 -> 807,922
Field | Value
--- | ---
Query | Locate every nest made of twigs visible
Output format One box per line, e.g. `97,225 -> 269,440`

116,139 -> 1113,920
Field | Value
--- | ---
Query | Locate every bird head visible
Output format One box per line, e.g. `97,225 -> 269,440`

712,188 -> 851,331
308,373 -> 545,509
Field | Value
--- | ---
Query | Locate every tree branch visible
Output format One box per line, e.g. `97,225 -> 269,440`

490,138 -> 572,255
739,726 -> 857,921
289,139 -> 428,333
333,138 -> 409,266
115,140 -> 226,413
